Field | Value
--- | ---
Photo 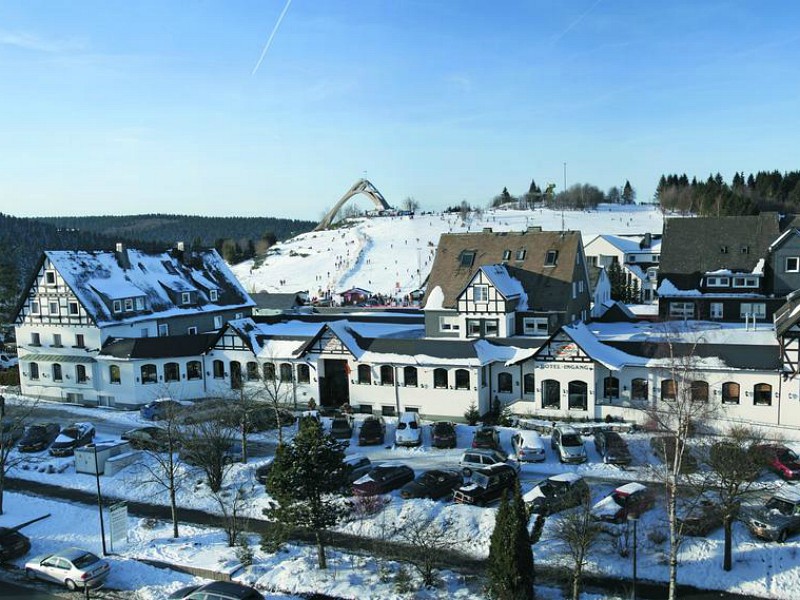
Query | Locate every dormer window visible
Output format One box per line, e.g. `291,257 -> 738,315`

124,298 -> 134,312
544,250 -> 558,266
113,300 -> 122,313
460,251 -> 476,268
706,276 -> 729,287
733,276 -> 759,288
162,261 -> 178,275
210,289 -> 218,301
502,250 -> 511,261
181,292 -> 192,305
516,249 -> 527,260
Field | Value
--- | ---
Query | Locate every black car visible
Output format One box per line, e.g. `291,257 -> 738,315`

17,423 -> 60,452
49,423 -> 95,457
400,469 -> 462,500
523,473 -> 591,516
358,416 -> 386,446
431,421 -> 457,449
120,426 -> 170,450
169,581 -> 264,600
594,430 -> 632,465
0,528 -> 31,562
330,415 -> 354,441
453,463 -> 518,506
471,426 -> 501,451
352,464 -> 414,496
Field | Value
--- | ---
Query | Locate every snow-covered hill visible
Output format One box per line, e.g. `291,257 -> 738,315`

232,204 -> 666,300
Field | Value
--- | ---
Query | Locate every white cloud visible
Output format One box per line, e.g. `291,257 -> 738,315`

0,30 -> 87,53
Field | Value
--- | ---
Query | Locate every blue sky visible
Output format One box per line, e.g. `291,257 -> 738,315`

1,1 -> 799,219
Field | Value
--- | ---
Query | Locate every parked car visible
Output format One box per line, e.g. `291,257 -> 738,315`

181,441 -> 243,466
650,435 -> 698,473
0,418 -> 24,448
225,407 -> 296,432
752,444 -> 800,480
453,463 -> 518,506
330,414 -> 354,441
511,430 -> 546,462
48,423 -> 95,457
459,448 -> 510,477
120,426 -> 170,450
358,416 -> 386,446
17,422 -> 60,452
24,548 -> 110,590
342,454 -> 373,484
551,425 -> 587,464
472,426 -> 501,451
140,399 -> 187,421
524,473 -> 590,515
394,411 -> 422,447
593,430 -> 632,466
678,492 -> 736,537
400,469 -> 462,500
0,352 -> 17,371
591,482 -> 655,523
747,485 -> 800,542
352,464 -> 414,496
168,581 -> 265,600
431,421 -> 457,449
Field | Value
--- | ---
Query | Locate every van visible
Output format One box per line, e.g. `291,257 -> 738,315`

394,412 -> 422,447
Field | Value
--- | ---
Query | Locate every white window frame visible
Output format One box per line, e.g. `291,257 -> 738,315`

49,301 -> 59,315
669,302 -> 695,319
787,257 -> 800,273
30,301 -> 40,314
181,292 -> 191,305
515,249 -> 526,260
213,315 -> 223,329
209,289 -> 218,301
544,250 -> 558,266
523,317 -> 548,336
485,320 -> 499,337
473,284 -> 489,303
187,326 -> 198,335
124,298 -> 134,312
135,297 -> 145,310
158,323 -> 169,337
732,276 -> 759,288
439,316 -> 460,332
740,303 -> 766,319
710,302 -> 723,320
45,270 -> 56,285
706,276 -> 730,287
68,301 -> 79,315
502,250 -> 511,261
113,300 -> 122,313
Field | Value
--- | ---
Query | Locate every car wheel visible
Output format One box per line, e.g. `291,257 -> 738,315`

66,579 -> 78,591
25,568 -> 37,580
462,467 -> 472,478
778,529 -> 788,543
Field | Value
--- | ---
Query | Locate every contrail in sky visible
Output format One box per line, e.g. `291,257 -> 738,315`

551,0 -> 603,45
251,0 -> 293,76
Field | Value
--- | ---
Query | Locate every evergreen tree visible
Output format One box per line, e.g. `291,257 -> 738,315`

486,480 -> 534,600
608,261 -> 626,302
264,420 -> 349,569
622,180 -> 636,204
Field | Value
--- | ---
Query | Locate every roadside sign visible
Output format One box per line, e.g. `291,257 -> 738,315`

108,502 -> 128,551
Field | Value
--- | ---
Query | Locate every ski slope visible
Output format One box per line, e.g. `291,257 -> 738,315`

232,204 -> 667,300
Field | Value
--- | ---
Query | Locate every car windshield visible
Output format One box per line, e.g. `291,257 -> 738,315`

397,422 -> 407,430
362,421 -> 380,432
434,423 -> 452,435
332,418 -> 348,427
27,426 -> 46,436
562,434 -> 582,447
477,430 -> 494,440
372,468 -> 394,482
766,498 -> 795,515
611,492 -> 629,507
72,553 -> 100,569
472,472 -> 490,488
61,427 -> 79,440
538,482 -> 555,497
780,449 -> 799,462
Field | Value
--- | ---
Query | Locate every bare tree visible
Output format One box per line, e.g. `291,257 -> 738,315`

392,512 -> 464,588
548,497 -> 601,600
401,196 -> 420,212
260,360 -> 295,446
211,482 -> 253,547
181,416 -> 237,493
0,396 -> 39,515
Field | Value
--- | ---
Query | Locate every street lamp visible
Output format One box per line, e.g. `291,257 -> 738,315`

628,515 -> 638,599
91,444 -> 108,556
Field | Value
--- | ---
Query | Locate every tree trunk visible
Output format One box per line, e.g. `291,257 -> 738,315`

723,515 -> 733,571
571,570 -> 580,600
169,483 -> 179,539
0,468 -> 5,515
241,420 -> 248,464
315,530 -> 327,569
668,479 -> 678,600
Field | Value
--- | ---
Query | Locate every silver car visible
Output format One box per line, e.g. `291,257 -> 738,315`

25,547 -> 110,590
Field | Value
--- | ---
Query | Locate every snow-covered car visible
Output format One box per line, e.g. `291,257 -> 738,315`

0,352 -> 17,371
677,492 -> 736,537
48,423 -> 95,457
551,425 -> 587,464
169,581 -> 265,599
453,463 -> 518,506
139,399 -> 188,421
459,448 -> 511,477
400,469 -> 462,500
511,430 -> 546,462
747,485 -> 800,542
591,482 -> 655,523
394,411 -> 422,447
352,464 -> 414,496
17,422 -> 60,452
121,426 -> 170,450
593,430 -> 632,465
25,547 -> 110,590
524,473 -> 590,515
471,426 -> 501,451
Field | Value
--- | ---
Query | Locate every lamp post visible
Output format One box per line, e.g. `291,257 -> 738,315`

92,444 -> 108,556
629,515 -> 638,599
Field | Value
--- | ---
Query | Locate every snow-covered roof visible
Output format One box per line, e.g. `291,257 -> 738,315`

615,482 -> 648,494
44,248 -> 254,327
471,265 -> 529,310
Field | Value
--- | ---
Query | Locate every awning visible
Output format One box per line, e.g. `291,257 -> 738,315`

20,354 -> 96,364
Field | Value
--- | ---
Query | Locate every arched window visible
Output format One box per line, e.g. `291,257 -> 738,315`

164,362 -> 180,382
109,364 -> 121,385
279,363 -> 293,382
380,365 -> 394,386
246,362 -> 259,381
433,368 -> 448,389
262,363 -> 275,381
29,362 -> 39,380
661,379 -> 676,401
455,369 -> 470,390
358,364 -> 372,385
691,381 -> 708,402
753,383 -> 772,406
631,378 -> 648,401
721,382 -> 739,404
52,363 -> 63,382
603,376 -> 619,400
498,372 -> 513,393
523,373 -> 535,395
296,364 -> 310,384
141,364 -> 157,384
213,360 -> 225,379
568,380 -> 588,410
76,364 -> 87,384
404,366 -> 418,387
542,379 -> 560,409
187,361 -> 202,381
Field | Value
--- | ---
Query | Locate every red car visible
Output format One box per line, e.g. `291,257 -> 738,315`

591,482 -> 655,524
753,444 -> 800,480
352,464 -> 414,496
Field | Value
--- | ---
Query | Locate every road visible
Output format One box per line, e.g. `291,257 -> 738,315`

0,580 -> 60,600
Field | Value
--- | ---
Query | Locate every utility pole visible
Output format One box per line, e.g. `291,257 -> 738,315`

561,161 -> 567,232
92,445 -> 108,556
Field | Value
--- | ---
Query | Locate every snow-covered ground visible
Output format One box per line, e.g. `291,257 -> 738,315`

232,204 -> 666,299
3,394 -> 800,598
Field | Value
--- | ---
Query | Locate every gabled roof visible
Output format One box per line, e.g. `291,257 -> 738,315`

423,229 -> 584,311
98,333 -> 217,359
37,248 -> 254,326
457,265 -> 528,309
659,214 -> 782,281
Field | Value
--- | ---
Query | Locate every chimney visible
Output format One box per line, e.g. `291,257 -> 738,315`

640,233 -> 652,249
483,227 -> 493,233
114,242 -> 130,269
172,241 -> 186,263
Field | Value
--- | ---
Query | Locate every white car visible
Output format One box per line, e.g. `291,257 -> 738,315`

25,547 -> 110,590
394,412 -> 422,447
511,430 -> 546,462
